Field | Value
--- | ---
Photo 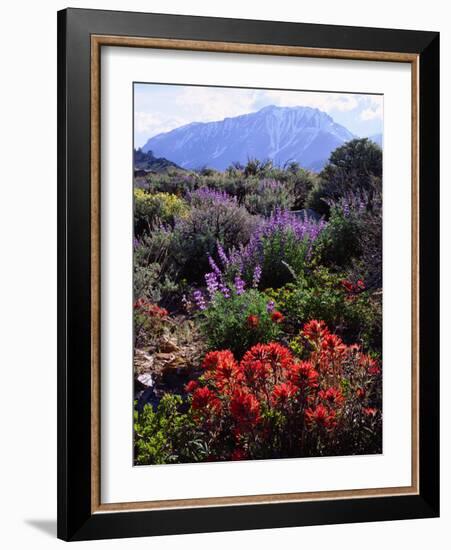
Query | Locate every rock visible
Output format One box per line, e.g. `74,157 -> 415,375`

134,349 -> 154,375
155,352 -> 176,364
137,373 -> 154,387
159,338 -> 180,353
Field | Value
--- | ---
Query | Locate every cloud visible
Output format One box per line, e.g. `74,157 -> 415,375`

360,101 -> 383,121
174,86 -> 259,122
261,90 -> 360,112
134,112 -> 185,138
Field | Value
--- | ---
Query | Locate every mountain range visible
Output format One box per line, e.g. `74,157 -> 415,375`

141,105 -> 379,172
134,148 -> 179,173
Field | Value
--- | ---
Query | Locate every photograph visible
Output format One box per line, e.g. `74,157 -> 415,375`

132,83 -> 384,466
53,6 -> 440,542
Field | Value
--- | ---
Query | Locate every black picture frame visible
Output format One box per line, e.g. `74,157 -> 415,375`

57,7 -> 439,541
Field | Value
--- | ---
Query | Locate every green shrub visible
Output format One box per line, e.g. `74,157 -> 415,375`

133,263 -> 179,307
134,395 -> 209,465
244,179 -> 295,216
192,174 -> 251,205
312,207 -> 362,268
351,194 -> 382,289
243,158 -> 274,177
172,201 -> 258,282
266,267 -> 381,352
134,227 -> 180,304
305,182 -> 330,215
134,189 -> 188,235
142,172 -> 200,196
289,168 -> 319,210
198,288 -> 282,358
306,138 -> 382,215
133,298 -> 168,348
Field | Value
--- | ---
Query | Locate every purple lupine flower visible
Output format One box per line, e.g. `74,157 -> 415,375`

231,209 -> 326,281
133,237 -> 140,249
193,290 -> 207,311
200,215 -> 326,294
217,242 -> 230,268
326,190 -> 374,217
342,199 -> 350,217
246,209 -> 325,255
227,246 -> 245,274
234,275 -> 246,295
252,264 -> 262,288
208,255 -> 222,279
205,272 -> 219,298
219,282 -> 231,299
266,300 -> 275,313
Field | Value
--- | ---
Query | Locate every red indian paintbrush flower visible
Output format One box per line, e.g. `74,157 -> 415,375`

240,358 -> 270,388
246,314 -> 259,328
202,350 -> 241,391
302,319 -> 329,343
133,298 -> 168,318
341,279 -> 354,293
271,310 -> 284,323
359,354 -> 381,376
271,382 -> 297,406
305,404 -> 336,430
356,387 -> 366,399
288,361 -> 319,390
191,386 -> 220,412
217,358 -> 242,391
242,342 -> 294,370
202,349 -> 236,371
240,342 -> 294,384
230,389 -> 261,429
363,407 -> 378,417
341,279 -> 365,293
318,387 -> 345,407
154,306 -> 168,317
184,380 -> 199,393
367,359 -> 381,376
321,333 -> 347,357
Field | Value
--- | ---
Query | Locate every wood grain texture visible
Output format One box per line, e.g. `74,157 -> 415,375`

91,35 -> 418,62
91,35 -> 101,514
95,484 -> 418,513
411,56 -> 420,493
90,34 -> 420,514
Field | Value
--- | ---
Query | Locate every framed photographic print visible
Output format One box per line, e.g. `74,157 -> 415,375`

57,8 -> 439,541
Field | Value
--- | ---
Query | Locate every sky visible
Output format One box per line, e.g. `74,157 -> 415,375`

134,83 -> 383,148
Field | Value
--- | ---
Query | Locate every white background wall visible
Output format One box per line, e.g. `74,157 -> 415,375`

0,0 -> 448,547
